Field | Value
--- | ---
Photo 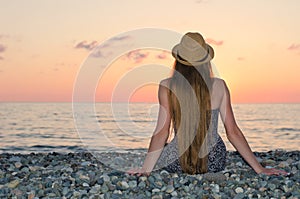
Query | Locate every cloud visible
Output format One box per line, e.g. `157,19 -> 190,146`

0,44 -> 6,53
195,0 -> 210,3
206,38 -> 223,46
90,43 -> 112,58
75,40 -> 98,50
287,43 -> 300,51
126,50 -> 149,63
0,44 -> 6,60
0,34 -> 9,40
109,35 -> 131,41
156,50 -> 170,59
91,50 -> 104,58
75,35 -> 131,58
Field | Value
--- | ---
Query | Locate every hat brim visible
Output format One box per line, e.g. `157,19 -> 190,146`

172,44 -> 214,66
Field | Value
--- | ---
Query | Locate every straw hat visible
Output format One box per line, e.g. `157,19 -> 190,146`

172,32 -> 214,66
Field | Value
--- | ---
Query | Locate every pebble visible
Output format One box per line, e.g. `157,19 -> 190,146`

171,191 -> 178,197
100,174 -> 110,182
260,180 -> 267,187
128,180 -> 137,188
165,185 -> 175,193
203,172 -> 226,182
139,176 -> 147,181
212,184 -> 220,193
233,193 -> 245,199
114,157 -> 125,165
101,184 -> 109,193
0,150 -> 298,198
235,187 -> 244,194
152,188 -> 160,193
138,181 -> 146,188
278,161 -> 289,168
7,179 -> 20,188
80,161 -> 91,166
152,195 -> 163,199
14,162 -> 22,168
236,162 -> 243,167
118,181 -> 129,190
263,159 -> 276,166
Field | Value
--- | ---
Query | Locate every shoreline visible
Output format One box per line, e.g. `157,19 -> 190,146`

0,150 -> 299,198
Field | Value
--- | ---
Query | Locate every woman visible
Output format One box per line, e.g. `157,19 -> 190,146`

128,32 -> 287,176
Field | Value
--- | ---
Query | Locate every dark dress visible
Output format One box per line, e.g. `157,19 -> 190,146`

155,109 -> 226,173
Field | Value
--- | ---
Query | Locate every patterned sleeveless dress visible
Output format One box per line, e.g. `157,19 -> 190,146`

155,109 -> 226,173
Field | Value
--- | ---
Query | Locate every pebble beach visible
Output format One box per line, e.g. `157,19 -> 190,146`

0,150 -> 299,199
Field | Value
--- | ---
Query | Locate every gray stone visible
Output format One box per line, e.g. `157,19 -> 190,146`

154,180 -> 163,188
152,188 -> 160,193
260,180 -> 267,187
113,157 -> 125,165
183,186 -> 190,192
128,180 -> 137,188
7,179 -> 20,188
101,184 -> 109,193
160,170 -> 169,176
203,172 -> 226,182
139,176 -> 147,181
165,185 -> 175,193
21,166 -> 29,173
14,162 -> 22,169
90,185 -> 101,194
138,181 -> 146,189
152,195 -> 163,199
100,174 -> 110,182
212,193 -> 221,199
145,191 -> 151,197
81,161 -> 91,166
62,187 -> 69,196
9,156 -> 21,162
117,181 -> 129,190
233,193 -> 245,199
171,191 -> 178,197
212,184 -> 220,193
236,162 -> 243,167
268,183 -> 276,190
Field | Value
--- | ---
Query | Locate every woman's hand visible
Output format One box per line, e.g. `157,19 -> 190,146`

257,167 -> 288,176
127,167 -> 150,176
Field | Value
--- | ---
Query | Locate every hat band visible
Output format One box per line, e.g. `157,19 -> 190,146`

177,48 -> 210,64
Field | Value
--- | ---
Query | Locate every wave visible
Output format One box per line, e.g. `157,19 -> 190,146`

275,127 -> 300,132
97,119 -> 153,123
0,145 -> 87,154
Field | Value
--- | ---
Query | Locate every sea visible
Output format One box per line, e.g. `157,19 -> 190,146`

0,103 -> 299,154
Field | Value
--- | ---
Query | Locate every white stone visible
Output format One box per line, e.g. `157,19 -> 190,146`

235,187 -> 244,193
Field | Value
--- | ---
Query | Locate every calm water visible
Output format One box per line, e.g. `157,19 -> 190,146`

0,103 -> 299,153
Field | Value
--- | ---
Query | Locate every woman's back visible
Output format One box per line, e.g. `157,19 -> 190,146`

155,77 -> 227,173
210,78 -> 226,110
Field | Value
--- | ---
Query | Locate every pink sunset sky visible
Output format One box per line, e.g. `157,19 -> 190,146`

0,0 -> 299,103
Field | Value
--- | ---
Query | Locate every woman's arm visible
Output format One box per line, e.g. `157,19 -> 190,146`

128,80 -> 171,175
219,80 -> 287,175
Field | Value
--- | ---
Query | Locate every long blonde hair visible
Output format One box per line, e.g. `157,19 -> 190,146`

168,61 -> 212,174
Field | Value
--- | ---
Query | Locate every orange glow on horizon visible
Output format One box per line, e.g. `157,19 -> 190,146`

1,0 -> 300,103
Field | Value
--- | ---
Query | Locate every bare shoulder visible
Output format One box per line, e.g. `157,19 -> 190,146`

158,78 -> 171,104
212,77 -> 227,90
160,78 -> 171,87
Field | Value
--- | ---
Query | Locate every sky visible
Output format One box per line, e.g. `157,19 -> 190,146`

0,0 -> 300,103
